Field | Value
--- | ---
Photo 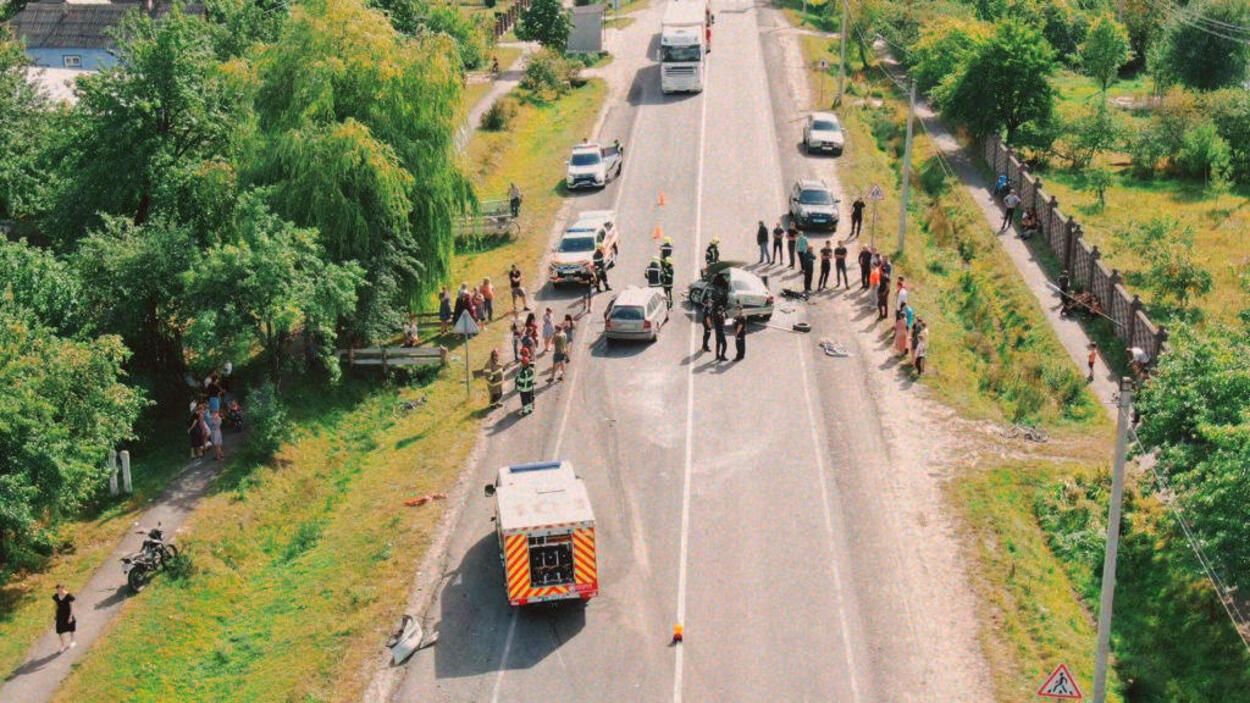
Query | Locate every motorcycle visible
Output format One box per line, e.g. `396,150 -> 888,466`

121,523 -> 179,593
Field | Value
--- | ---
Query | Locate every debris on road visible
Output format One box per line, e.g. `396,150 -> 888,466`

792,321 -> 812,333
404,493 -> 447,507
819,339 -> 851,357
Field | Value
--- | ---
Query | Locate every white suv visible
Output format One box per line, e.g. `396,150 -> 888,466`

803,112 -> 845,155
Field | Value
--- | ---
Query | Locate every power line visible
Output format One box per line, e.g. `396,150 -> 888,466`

1146,0 -> 1250,44
1126,426 -> 1250,651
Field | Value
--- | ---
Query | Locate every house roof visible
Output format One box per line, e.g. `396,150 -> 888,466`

8,1 -> 188,50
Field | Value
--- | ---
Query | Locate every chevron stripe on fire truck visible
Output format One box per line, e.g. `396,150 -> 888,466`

573,528 -> 597,585
504,534 -> 529,599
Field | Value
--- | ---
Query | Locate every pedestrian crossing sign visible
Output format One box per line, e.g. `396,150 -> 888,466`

868,184 -> 885,201
453,310 -> 480,336
1037,663 -> 1083,699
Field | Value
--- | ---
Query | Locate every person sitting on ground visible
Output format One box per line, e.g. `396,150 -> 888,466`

402,313 -> 419,347
1019,207 -> 1040,239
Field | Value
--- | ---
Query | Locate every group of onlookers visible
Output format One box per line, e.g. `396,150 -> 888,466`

187,367 -> 231,461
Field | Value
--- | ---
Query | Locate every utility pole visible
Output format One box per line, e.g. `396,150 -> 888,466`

897,79 -> 915,256
836,0 -> 848,106
1093,378 -> 1134,703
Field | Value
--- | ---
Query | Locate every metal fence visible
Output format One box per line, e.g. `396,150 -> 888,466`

983,135 -> 1169,364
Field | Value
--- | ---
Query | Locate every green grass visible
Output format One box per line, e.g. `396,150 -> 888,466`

51,80 -> 607,703
955,460 -> 1250,703
0,416 -> 233,677
953,462 -> 1124,703
797,35 -> 1104,428
1039,169 -> 1250,328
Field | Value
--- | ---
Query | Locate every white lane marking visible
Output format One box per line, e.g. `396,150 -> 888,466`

755,6 -> 860,698
489,612 -> 519,703
491,27 -> 656,703
551,39 -> 649,459
796,338 -> 862,702
672,25 -> 711,703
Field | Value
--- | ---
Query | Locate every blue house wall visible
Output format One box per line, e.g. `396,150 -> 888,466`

26,47 -> 115,70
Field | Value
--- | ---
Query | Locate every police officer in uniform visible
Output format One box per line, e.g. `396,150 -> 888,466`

592,247 -> 610,292
701,301 -> 714,352
733,309 -> 748,361
515,352 -> 535,416
644,256 -> 664,288
712,305 -> 728,361
705,237 -> 720,267
660,256 -> 675,308
660,236 -> 674,261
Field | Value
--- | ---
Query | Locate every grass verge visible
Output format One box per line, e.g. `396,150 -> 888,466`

461,45 -> 525,117
51,79 -> 607,703
0,417 -> 235,677
955,459 -> 1250,702
797,34 -> 1103,428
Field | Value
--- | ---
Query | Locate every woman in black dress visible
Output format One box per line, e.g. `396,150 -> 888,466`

53,584 -> 75,652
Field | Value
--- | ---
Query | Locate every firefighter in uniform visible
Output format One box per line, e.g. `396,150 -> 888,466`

592,247 -> 610,292
705,237 -> 721,267
515,351 -> 535,416
644,256 -> 664,288
660,257 -> 675,308
659,237 -> 674,261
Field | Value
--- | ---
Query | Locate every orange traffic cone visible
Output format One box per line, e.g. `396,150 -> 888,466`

658,191 -> 666,207
671,624 -> 684,645
652,225 -> 663,240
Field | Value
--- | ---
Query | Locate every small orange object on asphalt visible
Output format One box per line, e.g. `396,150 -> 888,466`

652,225 -> 663,240
658,191 -> 666,207
671,624 -> 684,644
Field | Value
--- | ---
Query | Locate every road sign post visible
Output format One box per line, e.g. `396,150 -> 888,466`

453,311 -> 480,400
867,184 -> 885,247
817,59 -> 828,107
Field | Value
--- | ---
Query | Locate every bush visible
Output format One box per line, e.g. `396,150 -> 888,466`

480,95 -> 519,131
1127,127 -> 1168,178
1176,120 -> 1231,185
521,49 -> 576,99
164,550 -> 196,583
1206,88 -> 1250,183
246,380 -> 289,461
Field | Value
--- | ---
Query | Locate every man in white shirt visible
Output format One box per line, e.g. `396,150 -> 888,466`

1000,189 -> 1021,232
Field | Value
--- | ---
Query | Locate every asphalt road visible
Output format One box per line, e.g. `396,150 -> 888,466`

394,2 -> 989,701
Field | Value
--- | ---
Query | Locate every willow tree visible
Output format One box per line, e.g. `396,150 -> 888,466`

247,0 -> 470,341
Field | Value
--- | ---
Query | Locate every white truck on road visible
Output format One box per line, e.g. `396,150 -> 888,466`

659,1 -> 708,93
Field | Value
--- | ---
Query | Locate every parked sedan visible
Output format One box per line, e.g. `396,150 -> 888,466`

604,286 -> 670,342
789,178 -> 840,231
803,111 -> 844,155
686,262 -> 775,321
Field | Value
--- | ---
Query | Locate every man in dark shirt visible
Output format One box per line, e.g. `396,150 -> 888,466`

771,222 -> 784,265
850,197 -> 865,238
818,240 -> 833,290
834,240 -> 849,288
713,306 -> 728,361
857,246 -> 873,290
786,226 -> 799,269
756,220 -> 769,264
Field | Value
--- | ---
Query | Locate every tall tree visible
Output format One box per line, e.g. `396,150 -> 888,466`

43,6 -> 239,244
515,0 -> 572,51
935,19 -> 1057,142
1151,0 -> 1250,91
247,0 -> 469,341
1080,14 -> 1132,97
182,191 -> 364,379
0,300 -> 146,568
909,17 -> 990,97
1135,326 -> 1250,577
0,26 -> 51,221
0,239 -> 85,336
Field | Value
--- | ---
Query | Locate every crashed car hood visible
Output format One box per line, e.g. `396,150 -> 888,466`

552,251 -> 593,266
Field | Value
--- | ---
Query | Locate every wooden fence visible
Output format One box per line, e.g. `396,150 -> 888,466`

493,0 -> 532,39
983,135 -> 1169,364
